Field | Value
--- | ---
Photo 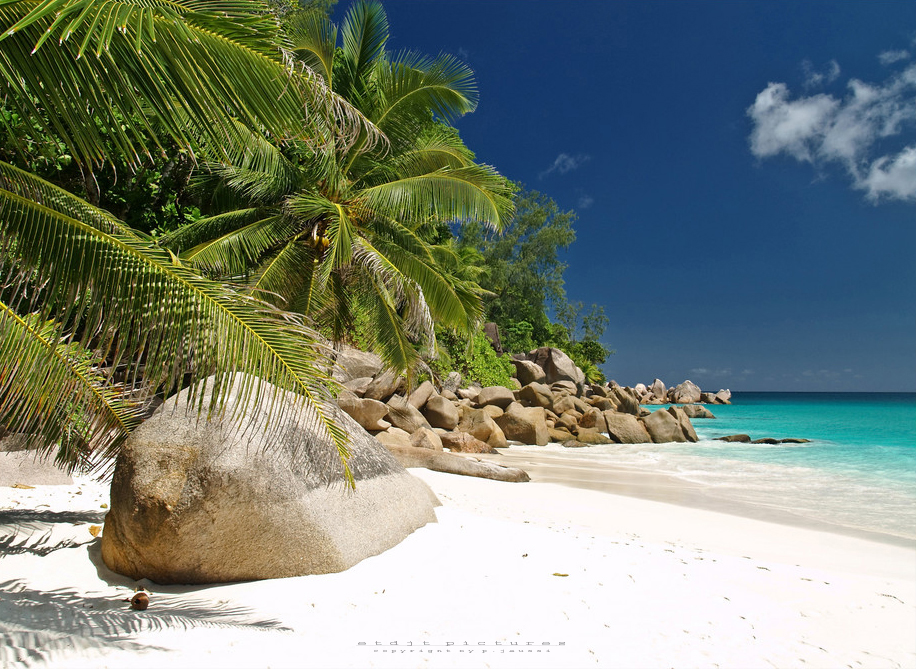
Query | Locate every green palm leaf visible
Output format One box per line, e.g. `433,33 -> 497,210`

0,163 -> 352,484
0,304 -> 144,473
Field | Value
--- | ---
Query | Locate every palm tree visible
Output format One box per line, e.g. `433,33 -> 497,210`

0,0 -> 378,482
161,1 -> 514,373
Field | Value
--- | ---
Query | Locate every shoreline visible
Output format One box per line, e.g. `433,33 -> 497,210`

470,445 -> 916,550
2,466 -> 915,667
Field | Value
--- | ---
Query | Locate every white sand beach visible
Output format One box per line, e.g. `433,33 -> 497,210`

2,458 -> 914,669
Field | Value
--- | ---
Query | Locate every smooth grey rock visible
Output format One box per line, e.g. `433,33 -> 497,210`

332,346 -> 383,383
715,389 -> 732,404
495,405 -> 549,446
385,395 -> 430,434
101,375 -> 437,584
363,370 -> 406,402
407,381 -> 436,410
602,411 -> 652,444
640,408 -> 689,443
672,380 -> 702,405
422,395 -> 459,430
374,428 -> 413,449
476,385 -> 515,409
574,428 -> 613,445
337,396 -> 390,431
441,372 -> 462,394
511,359 -> 547,386
610,385 -> 641,416
681,404 -> 716,419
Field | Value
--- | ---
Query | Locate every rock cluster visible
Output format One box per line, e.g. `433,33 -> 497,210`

633,379 -> 732,406
333,346 -> 706,461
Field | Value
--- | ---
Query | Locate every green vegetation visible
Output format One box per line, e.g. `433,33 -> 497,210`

0,0 -> 612,476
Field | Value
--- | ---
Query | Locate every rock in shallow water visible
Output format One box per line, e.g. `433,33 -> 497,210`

101,375 -> 438,585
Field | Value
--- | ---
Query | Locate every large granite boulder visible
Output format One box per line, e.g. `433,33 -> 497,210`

408,381 -> 437,410
715,389 -> 732,404
671,380 -> 702,405
639,407 -> 698,443
640,408 -> 687,443
363,370 -> 406,402
336,395 -> 390,431
602,411 -> 652,444
101,376 -> 438,585
511,359 -> 547,386
517,382 -> 553,408
385,395 -> 430,434
422,395 -> 459,430
495,404 -> 549,446
331,345 -> 384,383
681,404 -> 716,419
476,385 -> 515,409
409,427 -> 443,451
649,379 -> 667,402
611,385 -> 641,415
440,431 -> 496,454
526,347 -> 585,389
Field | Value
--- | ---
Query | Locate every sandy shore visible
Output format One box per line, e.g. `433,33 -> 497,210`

1,463 -> 914,668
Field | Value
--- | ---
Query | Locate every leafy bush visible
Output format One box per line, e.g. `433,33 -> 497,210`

432,327 -> 515,389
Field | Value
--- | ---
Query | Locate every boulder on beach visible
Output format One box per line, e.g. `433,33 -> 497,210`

495,404 -> 549,446
716,434 -> 751,443
101,375 -> 438,585
602,411 -> 652,444
385,395 -> 430,434
639,407 -> 698,443
337,395 -> 390,431
440,431 -> 497,454
422,395 -> 460,431
476,385 -> 515,409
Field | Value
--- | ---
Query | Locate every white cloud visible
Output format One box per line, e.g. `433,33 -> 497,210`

577,194 -> 594,209
539,153 -> 590,179
859,145 -> 916,201
879,49 -> 910,65
748,60 -> 916,202
802,59 -> 841,88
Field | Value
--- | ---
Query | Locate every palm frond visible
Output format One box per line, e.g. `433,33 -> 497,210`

0,164 -> 351,482
357,165 -> 514,230
285,9 -> 338,86
0,0 -> 374,169
0,304 -> 143,472
180,214 -> 298,278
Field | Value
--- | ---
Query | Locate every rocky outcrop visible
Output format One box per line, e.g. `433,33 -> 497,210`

511,359 -> 547,386
101,375 -> 437,584
337,395 -> 390,431
671,380 -> 702,405
526,347 -> 585,389
331,345 -> 384,383
602,412 -> 651,444
440,431 -> 496,454
422,395 -> 460,430
681,404 -> 716,419
476,385 -> 515,409
385,395 -> 430,434
495,404 -> 549,446
639,407 -> 698,443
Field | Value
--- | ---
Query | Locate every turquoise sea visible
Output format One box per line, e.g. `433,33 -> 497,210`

515,392 -> 916,543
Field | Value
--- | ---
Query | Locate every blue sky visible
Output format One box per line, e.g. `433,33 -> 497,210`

371,1 -> 916,392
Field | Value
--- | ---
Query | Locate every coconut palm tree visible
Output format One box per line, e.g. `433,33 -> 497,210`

161,1 -> 514,373
0,0 -> 380,481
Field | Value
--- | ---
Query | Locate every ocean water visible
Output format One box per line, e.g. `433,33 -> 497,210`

515,392 -> 916,542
